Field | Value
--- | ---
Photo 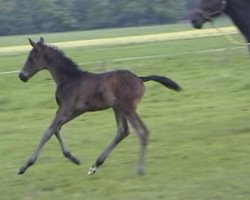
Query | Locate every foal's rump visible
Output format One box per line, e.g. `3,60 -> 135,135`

111,70 -> 145,110
109,70 -> 181,111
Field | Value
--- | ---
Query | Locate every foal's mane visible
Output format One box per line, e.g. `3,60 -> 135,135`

43,43 -> 84,77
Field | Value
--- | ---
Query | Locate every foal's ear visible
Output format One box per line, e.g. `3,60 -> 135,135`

39,37 -> 44,45
28,38 -> 38,48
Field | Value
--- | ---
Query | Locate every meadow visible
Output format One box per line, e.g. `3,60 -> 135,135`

0,20 -> 250,200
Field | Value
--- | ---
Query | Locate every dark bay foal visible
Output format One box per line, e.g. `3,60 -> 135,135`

18,37 -> 181,175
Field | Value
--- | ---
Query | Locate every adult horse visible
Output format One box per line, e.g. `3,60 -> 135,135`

190,0 -> 250,52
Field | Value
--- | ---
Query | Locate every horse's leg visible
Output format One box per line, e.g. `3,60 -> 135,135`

18,108 -> 72,174
88,108 -> 129,175
18,119 -> 62,174
55,131 -> 80,165
125,111 -> 149,175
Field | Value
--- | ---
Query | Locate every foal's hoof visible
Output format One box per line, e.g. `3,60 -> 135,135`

136,166 -> 145,176
71,157 -> 81,165
64,152 -> 81,165
17,167 -> 26,175
87,166 -> 97,175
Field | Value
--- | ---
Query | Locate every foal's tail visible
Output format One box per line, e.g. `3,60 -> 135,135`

140,75 -> 182,91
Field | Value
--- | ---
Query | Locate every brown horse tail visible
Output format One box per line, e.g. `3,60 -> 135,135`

140,75 -> 182,91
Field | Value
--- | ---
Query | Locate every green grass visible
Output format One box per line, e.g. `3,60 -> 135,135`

1,22 -> 250,200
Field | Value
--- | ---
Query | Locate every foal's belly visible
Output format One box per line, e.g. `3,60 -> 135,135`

75,98 -> 113,112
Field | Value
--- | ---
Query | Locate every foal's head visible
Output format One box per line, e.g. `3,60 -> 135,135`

19,37 -> 47,82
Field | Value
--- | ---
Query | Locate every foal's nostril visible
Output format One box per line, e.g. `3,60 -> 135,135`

19,73 -> 28,82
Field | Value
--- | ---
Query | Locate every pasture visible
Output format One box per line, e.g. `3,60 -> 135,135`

0,21 -> 250,200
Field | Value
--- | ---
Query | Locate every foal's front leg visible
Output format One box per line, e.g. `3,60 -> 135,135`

18,111 -> 68,174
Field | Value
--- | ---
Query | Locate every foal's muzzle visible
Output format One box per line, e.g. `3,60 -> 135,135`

19,72 -> 28,82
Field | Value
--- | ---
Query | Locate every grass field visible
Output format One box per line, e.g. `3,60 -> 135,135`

1,21 -> 250,200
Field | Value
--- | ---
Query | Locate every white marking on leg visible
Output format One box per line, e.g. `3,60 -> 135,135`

88,166 -> 97,175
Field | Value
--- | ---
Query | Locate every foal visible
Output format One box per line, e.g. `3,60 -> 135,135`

18,37 -> 181,175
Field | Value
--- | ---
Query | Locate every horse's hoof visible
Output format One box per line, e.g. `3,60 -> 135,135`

87,166 -> 97,175
17,167 -> 26,175
64,152 -> 81,165
136,166 -> 145,176
72,157 -> 81,165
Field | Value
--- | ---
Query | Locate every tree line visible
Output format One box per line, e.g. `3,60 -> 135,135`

0,0 -> 198,36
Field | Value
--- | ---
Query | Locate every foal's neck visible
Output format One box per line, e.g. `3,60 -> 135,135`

45,49 -> 83,85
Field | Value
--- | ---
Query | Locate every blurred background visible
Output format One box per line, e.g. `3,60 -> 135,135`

0,0 -> 198,36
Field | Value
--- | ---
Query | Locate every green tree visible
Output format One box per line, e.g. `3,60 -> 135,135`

0,0 -> 192,35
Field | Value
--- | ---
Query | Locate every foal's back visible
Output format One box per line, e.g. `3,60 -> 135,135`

75,70 -> 145,112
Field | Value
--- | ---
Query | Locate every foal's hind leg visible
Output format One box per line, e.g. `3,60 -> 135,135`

55,131 -> 80,165
88,109 -> 129,175
125,111 -> 149,175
